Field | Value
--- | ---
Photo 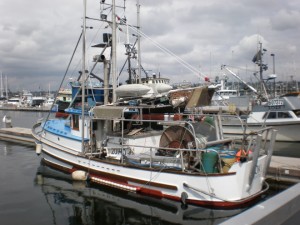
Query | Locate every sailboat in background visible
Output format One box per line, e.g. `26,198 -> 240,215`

0,72 -> 8,105
32,0 -> 277,209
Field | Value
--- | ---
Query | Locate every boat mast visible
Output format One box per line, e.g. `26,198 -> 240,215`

258,42 -> 268,100
136,0 -> 142,83
81,0 -> 87,151
259,42 -> 264,95
5,75 -> 8,99
111,0 -> 117,103
0,72 -> 3,98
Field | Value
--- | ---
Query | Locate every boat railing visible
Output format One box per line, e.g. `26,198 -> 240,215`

32,122 -> 43,136
91,106 -> 277,174
119,128 -> 277,176
121,144 -> 232,173
242,126 -> 277,154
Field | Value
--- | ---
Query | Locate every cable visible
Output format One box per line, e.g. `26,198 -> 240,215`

40,32 -> 83,135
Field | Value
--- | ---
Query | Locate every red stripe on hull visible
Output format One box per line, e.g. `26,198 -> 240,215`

41,153 -> 266,209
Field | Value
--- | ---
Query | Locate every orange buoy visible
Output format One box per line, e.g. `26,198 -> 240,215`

236,149 -> 247,162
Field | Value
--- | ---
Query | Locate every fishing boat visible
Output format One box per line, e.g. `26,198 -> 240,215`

32,0 -> 277,209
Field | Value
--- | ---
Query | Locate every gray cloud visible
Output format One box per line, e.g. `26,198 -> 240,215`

0,0 -> 299,92
271,9 -> 300,31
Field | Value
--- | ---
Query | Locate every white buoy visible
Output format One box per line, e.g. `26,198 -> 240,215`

2,115 -> 12,128
72,170 -> 88,181
36,142 -> 42,155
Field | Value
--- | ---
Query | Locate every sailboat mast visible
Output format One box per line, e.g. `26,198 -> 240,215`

5,75 -> 8,99
0,72 -> 3,98
137,0 -> 142,83
81,0 -> 87,151
111,0 -> 117,103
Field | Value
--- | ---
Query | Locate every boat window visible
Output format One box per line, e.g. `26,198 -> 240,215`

294,110 -> 300,118
72,115 -> 79,130
265,112 -> 277,119
278,112 -> 292,119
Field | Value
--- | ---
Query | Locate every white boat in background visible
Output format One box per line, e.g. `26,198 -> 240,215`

6,97 -> 21,106
31,96 -> 47,107
43,96 -> 58,112
218,51 -> 300,142
210,77 -> 238,103
222,95 -> 300,142
32,0 -> 277,209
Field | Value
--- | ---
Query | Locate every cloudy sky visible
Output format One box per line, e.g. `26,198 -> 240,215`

0,0 -> 299,92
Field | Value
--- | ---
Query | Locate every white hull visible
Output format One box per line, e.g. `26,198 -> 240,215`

223,120 -> 300,142
33,126 -> 269,208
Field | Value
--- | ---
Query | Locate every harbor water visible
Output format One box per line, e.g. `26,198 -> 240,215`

0,111 -> 297,225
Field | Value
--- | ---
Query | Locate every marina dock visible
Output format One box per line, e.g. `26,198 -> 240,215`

0,127 -> 35,145
268,156 -> 300,183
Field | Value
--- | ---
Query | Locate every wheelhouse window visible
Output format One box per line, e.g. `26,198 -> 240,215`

263,111 -> 292,119
294,110 -> 300,118
278,112 -> 292,119
72,115 -> 80,130
263,112 -> 276,119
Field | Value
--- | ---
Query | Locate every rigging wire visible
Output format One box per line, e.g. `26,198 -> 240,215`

39,32 -> 83,135
119,18 -> 206,80
223,64 -> 258,73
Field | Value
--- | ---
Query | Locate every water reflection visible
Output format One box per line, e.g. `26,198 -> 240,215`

35,164 -> 245,225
